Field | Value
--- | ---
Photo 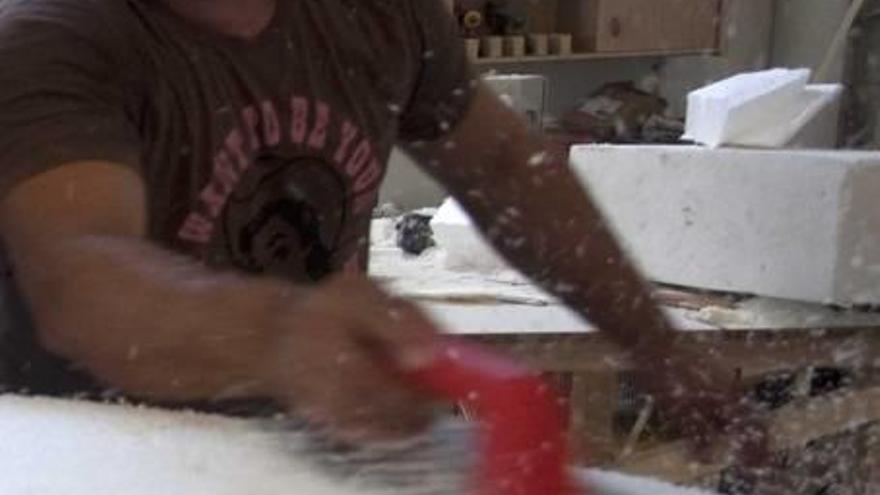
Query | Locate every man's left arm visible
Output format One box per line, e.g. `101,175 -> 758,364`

404,84 -> 674,359
402,84 -> 763,456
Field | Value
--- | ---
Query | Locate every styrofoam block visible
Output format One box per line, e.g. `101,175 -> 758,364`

430,198 -> 510,273
684,68 -> 811,148
570,145 -> 880,304
0,396 -> 383,495
0,395 -> 707,495
733,84 -> 843,149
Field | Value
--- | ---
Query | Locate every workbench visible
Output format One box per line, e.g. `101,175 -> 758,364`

371,219 -> 880,488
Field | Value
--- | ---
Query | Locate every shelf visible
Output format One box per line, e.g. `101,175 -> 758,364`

471,49 -> 719,65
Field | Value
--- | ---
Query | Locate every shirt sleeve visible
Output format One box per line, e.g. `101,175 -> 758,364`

0,1 -> 140,198
397,0 -> 477,143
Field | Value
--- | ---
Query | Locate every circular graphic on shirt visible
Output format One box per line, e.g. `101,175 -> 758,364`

221,153 -> 348,282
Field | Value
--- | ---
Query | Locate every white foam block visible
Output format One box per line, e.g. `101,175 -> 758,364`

684,68 -> 811,148
0,396 -> 371,495
0,395 -> 713,495
733,84 -> 843,149
571,145 -> 880,304
430,197 -> 510,273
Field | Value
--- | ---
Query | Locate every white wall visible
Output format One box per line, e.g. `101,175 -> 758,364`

379,149 -> 448,211
862,2 -> 880,146
771,0 -> 850,81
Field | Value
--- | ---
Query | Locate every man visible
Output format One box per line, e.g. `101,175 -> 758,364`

0,0 -> 756,450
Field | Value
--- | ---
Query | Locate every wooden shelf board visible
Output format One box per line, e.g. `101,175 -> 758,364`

472,49 -> 719,65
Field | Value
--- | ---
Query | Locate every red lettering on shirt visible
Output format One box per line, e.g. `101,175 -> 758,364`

213,151 -> 240,191
178,213 -> 214,244
353,158 -> 382,194
178,97 -> 388,249
290,96 -> 308,144
345,139 -> 371,176
224,129 -> 250,173
334,120 -> 359,165
307,101 -> 329,150
260,100 -> 281,147
199,182 -> 229,218
241,106 -> 260,150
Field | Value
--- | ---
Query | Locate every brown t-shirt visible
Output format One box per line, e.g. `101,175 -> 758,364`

0,0 -> 473,280
0,0 -> 473,393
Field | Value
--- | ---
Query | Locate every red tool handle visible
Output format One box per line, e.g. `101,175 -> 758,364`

405,340 -> 578,495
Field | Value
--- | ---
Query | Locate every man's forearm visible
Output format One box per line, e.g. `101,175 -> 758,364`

410,85 -> 674,355
463,147 -> 674,355
13,235 -> 292,401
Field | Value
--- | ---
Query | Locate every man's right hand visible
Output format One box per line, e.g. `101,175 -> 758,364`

0,161 -> 443,444
262,274 -> 442,442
